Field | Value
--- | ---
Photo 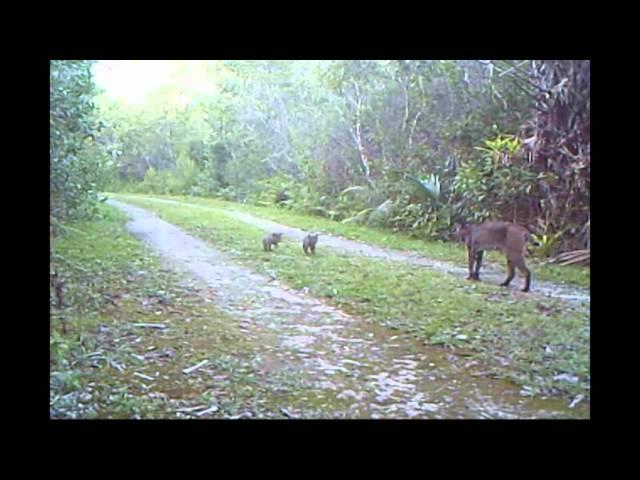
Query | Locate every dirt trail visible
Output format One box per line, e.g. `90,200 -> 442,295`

117,195 -> 589,308
108,198 -> 588,418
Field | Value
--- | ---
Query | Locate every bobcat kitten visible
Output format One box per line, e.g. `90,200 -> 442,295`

302,233 -> 319,255
263,232 -> 283,251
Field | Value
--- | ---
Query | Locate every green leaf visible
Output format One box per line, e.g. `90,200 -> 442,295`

406,174 -> 441,203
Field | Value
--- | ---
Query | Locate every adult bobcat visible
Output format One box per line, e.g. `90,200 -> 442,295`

454,221 -> 538,292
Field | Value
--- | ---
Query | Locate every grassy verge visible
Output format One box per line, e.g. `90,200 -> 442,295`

50,204 -> 323,419
111,193 -> 590,288
113,197 -> 590,401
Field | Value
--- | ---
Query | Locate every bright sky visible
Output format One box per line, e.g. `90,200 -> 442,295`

93,60 -> 219,107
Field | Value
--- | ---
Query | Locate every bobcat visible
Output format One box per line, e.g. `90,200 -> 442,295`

262,232 -> 283,251
302,233 -> 319,255
454,221 -> 538,292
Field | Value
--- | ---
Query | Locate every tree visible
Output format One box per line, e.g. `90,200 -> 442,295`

50,60 -> 104,221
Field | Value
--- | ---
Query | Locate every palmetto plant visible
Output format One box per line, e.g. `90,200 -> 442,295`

406,173 -> 441,204
531,232 -> 562,257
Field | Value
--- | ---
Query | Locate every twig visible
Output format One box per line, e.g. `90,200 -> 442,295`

559,256 -> 589,266
229,412 -> 252,419
548,249 -> 590,265
175,405 -> 209,413
133,372 -> 155,381
195,405 -> 220,416
110,360 -> 125,372
182,359 -> 209,375
280,408 -> 296,419
133,323 -> 168,329
568,394 -> 585,409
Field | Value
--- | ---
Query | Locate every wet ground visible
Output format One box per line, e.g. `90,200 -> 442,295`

107,199 -> 589,418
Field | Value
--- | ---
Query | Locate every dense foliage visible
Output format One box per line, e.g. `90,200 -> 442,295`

53,60 -> 590,253
50,60 -> 112,223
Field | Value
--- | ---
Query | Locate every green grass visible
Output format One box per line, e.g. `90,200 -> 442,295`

110,192 -> 590,288
112,196 -> 590,401
50,203 -> 324,419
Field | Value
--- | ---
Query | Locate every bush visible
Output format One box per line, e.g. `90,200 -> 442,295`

135,156 -> 198,196
452,135 -> 537,224
50,60 -> 104,221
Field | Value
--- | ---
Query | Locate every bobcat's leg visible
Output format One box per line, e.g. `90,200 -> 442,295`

500,259 -> 515,287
